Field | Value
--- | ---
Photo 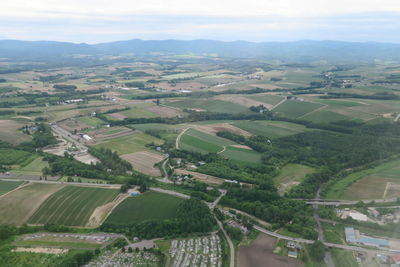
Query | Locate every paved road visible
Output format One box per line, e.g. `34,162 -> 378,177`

304,198 -> 398,206
149,187 -> 190,199
313,188 -> 335,267
0,178 -> 121,188
208,189 -> 226,209
51,124 -> 87,152
216,217 -> 235,267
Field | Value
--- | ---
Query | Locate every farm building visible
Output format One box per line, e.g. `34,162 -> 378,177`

288,251 -> 298,258
345,227 -> 389,248
82,134 -> 92,141
130,192 -> 139,197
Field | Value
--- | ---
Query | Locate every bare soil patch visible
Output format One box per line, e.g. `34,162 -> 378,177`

58,119 -> 90,132
175,169 -> 224,185
231,144 -> 252,150
238,234 -> 303,267
250,83 -> 282,90
156,82 -> 207,91
121,151 -> 165,176
108,112 -> 127,120
87,193 -> 127,228
145,105 -> 181,117
13,247 -> 68,254
342,176 -> 400,200
195,123 -> 252,137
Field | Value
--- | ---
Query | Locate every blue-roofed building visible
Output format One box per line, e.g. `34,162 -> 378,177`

345,227 -> 389,248
130,192 -> 139,197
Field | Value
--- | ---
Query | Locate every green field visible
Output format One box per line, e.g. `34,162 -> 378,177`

104,191 -> 184,225
0,148 -> 36,166
246,94 -> 285,106
220,146 -> 261,164
119,106 -> 159,118
11,157 -> 49,176
0,183 -> 64,225
232,120 -> 307,138
78,116 -> 105,127
302,110 -> 351,123
185,129 -> 236,146
0,180 -> 23,196
92,132 -> 163,155
29,186 -> 119,226
275,164 -> 315,184
180,134 -> 223,154
166,99 -> 249,113
273,100 -> 323,118
325,159 -> 400,199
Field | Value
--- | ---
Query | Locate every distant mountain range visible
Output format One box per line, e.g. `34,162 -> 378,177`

0,39 -> 400,62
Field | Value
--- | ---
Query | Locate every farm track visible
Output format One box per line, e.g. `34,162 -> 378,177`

175,127 -> 190,149
270,98 -> 287,110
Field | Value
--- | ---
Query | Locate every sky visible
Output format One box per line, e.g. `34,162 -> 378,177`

0,0 -> 400,43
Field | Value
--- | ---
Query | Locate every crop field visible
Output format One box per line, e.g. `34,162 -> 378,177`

220,146 -> 261,164
121,151 -> 165,176
274,164 -> 315,194
77,116 -> 105,127
0,180 -> 23,196
246,94 -> 285,106
186,129 -> 236,146
180,134 -> 223,154
325,159 -> 400,200
166,99 -> 250,113
193,122 -> 252,136
273,100 -> 324,118
118,106 -> 159,119
11,157 -> 49,176
92,132 -> 163,154
104,191 -> 184,225
0,120 -> 32,144
0,183 -> 64,225
232,120 -> 307,138
29,186 -> 119,226
302,110 -> 351,123
0,148 -> 36,166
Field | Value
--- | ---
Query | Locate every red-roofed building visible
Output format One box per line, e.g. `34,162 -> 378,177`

391,255 -> 400,266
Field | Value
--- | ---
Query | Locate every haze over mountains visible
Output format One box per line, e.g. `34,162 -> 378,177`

1,39 -> 400,62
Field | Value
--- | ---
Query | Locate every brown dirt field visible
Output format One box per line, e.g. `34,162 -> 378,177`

58,119 -> 90,132
231,144 -> 252,150
13,247 -> 68,254
121,151 -> 165,176
156,81 -> 207,91
0,120 -> 32,144
175,169 -> 224,185
0,183 -> 64,225
238,234 -> 303,267
342,176 -> 400,200
214,95 -> 273,109
250,83 -> 282,90
87,193 -> 126,228
108,112 -> 127,120
145,105 -> 181,117
194,123 -> 252,137
385,183 -> 400,198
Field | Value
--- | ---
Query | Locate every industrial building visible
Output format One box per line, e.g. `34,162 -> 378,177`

345,227 -> 389,248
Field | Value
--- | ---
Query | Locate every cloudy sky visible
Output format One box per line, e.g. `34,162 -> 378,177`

1,0 -> 399,43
